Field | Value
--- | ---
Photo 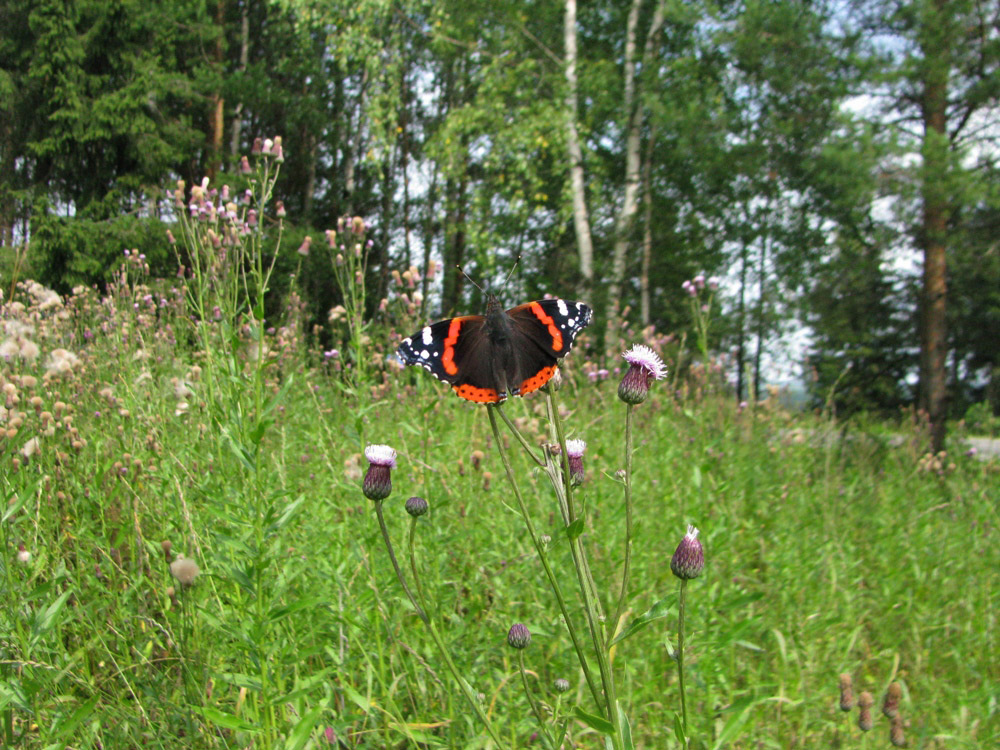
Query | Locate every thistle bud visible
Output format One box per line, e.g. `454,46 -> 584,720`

161,539 -> 173,564
553,678 -> 570,693
889,713 -> 906,747
506,623 -> 531,650
405,496 -> 428,517
670,525 -> 704,580
566,439 -> 586,486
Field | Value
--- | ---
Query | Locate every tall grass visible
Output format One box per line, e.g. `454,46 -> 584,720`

1,188 -> 997,747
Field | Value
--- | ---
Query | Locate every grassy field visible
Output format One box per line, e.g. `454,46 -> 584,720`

1,271 -> 996,750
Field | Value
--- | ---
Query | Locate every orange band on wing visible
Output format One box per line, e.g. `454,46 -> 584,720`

453,384 -> 501,403
519,365 -> 556,395
529,302 -> 563,351
440,318 -> 463,376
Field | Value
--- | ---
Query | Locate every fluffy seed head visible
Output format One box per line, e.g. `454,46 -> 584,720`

170,556 -> 200,587
670,525 -> 704,580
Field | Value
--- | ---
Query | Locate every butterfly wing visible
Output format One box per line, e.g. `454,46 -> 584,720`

398,316 -> 506,403
505,299 -> 593,395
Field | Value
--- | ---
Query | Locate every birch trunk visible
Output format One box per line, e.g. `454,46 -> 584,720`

563,0 -> 594,297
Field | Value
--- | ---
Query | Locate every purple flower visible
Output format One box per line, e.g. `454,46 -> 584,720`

363,444 -> 397,501
566,439 -> 587,486
506,623 -> 531,649
618,344 -> 667,404
693,274 -> 705,289
670,525 -> 704,580
707,276 -> 720,291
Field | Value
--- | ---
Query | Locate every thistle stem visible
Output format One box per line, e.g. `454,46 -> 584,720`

488,405 -> 604,710
677,577 -> 689,740
518,652 -> 557,750
609,402 -> 635,646
374,501 -> 503,747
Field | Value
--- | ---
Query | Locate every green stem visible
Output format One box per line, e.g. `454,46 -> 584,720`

609,403 -> 635,645
374,501 -> 503,747
494,405 -> 545,466
406,518 -> 427,612
518,651 -> 557,750
488,406 -> 604,710
677,577 -> 689,741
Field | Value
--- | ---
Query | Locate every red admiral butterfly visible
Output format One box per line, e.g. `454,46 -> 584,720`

397,295 -> 593,403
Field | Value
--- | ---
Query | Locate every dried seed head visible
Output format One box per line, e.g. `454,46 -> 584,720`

506,623 -> 531,650
889,713 -> 906,747
857,691 -> 874,731
838,673 -> 855,712
882,682 -> 901,718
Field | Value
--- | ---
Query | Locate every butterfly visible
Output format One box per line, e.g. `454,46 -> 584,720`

397,294 -> 592,403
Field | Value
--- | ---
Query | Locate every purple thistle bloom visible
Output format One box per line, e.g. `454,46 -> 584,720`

566,439 -> 587,487
670,525 -> 704,580
363,444 -> 396,501
618,344 -> 667,404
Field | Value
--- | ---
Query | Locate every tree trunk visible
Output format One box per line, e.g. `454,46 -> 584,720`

229,3 -> 249,157
208,0 -> 226,179
737,237 -> 748,402
563,0 -> 594,298
640,133 -> 654,326
919,0 -> 950,452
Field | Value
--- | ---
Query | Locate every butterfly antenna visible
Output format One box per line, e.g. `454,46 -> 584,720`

503,255 -> 521,289
456,265 -> 485,295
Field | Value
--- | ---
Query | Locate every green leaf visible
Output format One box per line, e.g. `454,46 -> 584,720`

673,712 -> 685,746
710,696 -> 760,750
283,706 -> 323,750
53,695 -> 99,740
572,706 -> 614,735
692,464 -> 702,489
30,589 -> 73,647
611,594 -> 677,646
565,518 -> 585,540
617,701 -> 634,750
197,706 -> 260,733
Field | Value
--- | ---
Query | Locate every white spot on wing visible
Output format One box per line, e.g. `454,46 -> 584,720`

421,326 -> 433,345
557,299 -> 569,316
420,350 -> 430,359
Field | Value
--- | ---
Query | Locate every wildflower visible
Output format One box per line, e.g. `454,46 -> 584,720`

838,673 -> 854,711
161,540 -> 173,564
707,276 -> 720,291
670,525 -> 704,580
363,444 -> 397,501
882,682 -> 901,718
325,229 -> 337,248
275,201 -> 286,218
252,137 -> 262,155
351,216 -> 365,234
262,138 -> 273,155
566,439 -> 587,486
618,344 -> 667,404
693,273 -> 705,289
553,678 -> 570,693
857,691 -> 874,731
506,623 -> 531,650
405,496 -> 428,517
298,236 -> 312,256
17,542 -> 31,564
682,279 -> 697,296
169,555 -> 200,587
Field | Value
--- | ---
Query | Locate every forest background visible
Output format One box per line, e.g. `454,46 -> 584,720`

3,0 -> 1000,442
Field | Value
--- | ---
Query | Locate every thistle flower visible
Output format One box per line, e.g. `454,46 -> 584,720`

506,623 -> 531,650
618,344 -> 667,404
838,673 -> 854,711
670,525 -> 704,580
17,542 -> 31,564
857,691 -> 874,731
298,236 -> 312,256
240,155 -> 252,174
882,682 -> 901,718
170,556 -> 200,587
363,444 -> 397,501
405,496 -> 428,517
566,439 -> 587,486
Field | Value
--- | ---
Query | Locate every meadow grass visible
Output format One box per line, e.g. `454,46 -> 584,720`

1,273 -> 996,750
2,172 -> 998,750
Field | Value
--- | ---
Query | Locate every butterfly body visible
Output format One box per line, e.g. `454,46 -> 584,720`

397,294 -> 592,403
